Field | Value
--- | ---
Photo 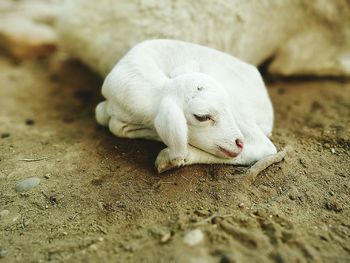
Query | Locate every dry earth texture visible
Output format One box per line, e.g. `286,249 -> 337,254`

0,54 -> 349,262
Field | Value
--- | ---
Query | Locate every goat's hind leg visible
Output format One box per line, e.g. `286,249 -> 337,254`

96,101 -> 110,126
108,117 -> 158,140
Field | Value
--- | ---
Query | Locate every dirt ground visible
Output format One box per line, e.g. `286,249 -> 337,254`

0,52 -> 349,263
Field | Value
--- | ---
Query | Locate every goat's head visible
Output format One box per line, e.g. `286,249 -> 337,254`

155,72 -> 244,159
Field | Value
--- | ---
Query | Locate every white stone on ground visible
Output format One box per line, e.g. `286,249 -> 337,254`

183,229 -> 204,246
0,210 -> 10,218
15,177 -> 40,192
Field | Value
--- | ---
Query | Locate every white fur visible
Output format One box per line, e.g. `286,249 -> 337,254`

95,39 -> 277,173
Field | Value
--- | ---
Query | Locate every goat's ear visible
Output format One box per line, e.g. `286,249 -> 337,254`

154,96 -> 188,159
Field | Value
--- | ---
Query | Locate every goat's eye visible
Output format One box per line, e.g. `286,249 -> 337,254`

193,114 -> 212,122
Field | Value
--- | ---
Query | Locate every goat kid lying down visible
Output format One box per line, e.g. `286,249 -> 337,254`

96,39 -> 277,173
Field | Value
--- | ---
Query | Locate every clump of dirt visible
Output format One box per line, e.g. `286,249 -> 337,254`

0,54 -> 349,262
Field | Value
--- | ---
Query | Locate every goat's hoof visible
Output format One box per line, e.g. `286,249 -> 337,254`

155,148 -> 185,173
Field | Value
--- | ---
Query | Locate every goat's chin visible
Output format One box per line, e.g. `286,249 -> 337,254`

189,143 -> 240,159
217,147 -> 240,159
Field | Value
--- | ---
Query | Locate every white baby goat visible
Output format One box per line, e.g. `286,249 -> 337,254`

95,39 -> 277,173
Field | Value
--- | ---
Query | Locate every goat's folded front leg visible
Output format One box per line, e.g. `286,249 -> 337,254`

155,147 -> 187,173
155,134 -> 277,173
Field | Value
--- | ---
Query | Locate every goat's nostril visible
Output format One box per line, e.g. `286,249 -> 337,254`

235,139 -> 244,149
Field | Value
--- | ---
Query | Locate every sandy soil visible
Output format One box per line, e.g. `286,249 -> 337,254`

0,53 -> 349,263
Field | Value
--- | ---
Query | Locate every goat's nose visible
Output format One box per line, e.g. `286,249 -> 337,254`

235,138 -> 244,149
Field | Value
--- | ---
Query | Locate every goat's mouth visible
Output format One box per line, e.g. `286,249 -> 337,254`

218,146 -> 240,158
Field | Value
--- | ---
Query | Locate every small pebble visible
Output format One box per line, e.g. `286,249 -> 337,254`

288,185 -> 301,201
1,133 -> 10,139
0,248 -> 7,258
183,229 -> 204,246
56,194 -> 65,201
98,202 -> 104,210
15,177 -> 40,192
89,244 -> 98,251
0,210 -> 9,218
220,254 -> 235,263
25,119 -> 35,125
194,209 -> 208,216
330,148 -> 336,154
44,173 -> 51,179
298,158 -> 307,167
160,232 -> 171,243
12,215 -> 20,222
325,199 -> 343,212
